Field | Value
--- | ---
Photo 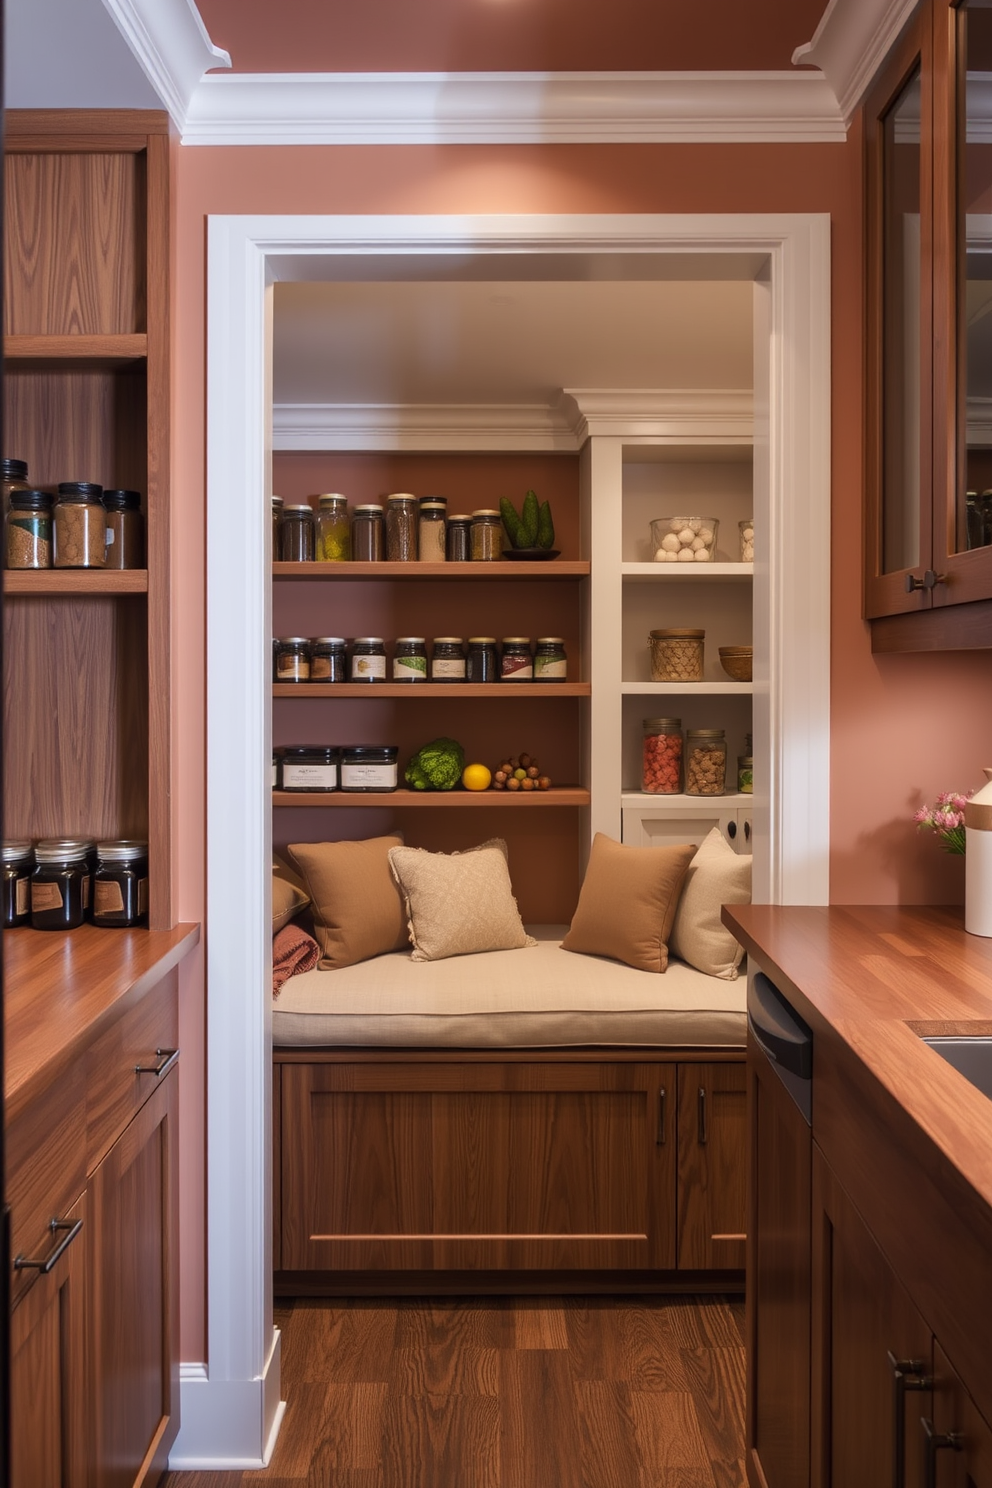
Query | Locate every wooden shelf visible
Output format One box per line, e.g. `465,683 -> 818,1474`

273,682 -> 590,698
622,562 -> 753,582
3,569 -> 148,595
273,560 -> 589,581
4,333 -> 147,368
272,787 -> 589,808
621,680 -> 753,696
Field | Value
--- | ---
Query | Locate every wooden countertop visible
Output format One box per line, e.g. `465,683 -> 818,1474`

4,922 -> 200,1122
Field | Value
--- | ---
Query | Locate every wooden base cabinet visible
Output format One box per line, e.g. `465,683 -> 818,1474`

676,1061 -> 746,1270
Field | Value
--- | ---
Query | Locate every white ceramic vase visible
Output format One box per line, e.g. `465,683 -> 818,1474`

965,767 -> 992,938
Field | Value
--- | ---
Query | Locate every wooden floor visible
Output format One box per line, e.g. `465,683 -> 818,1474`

163,1294 -> 746,1488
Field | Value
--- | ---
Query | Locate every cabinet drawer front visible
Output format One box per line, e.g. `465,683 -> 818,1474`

85,969 -> 178,1169
7,1065 -> 86,1308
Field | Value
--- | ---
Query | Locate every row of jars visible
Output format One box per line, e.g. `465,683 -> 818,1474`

274,746 -> 398,793
2,838 -> 149,931
641,720 -> 753,797
274,493 -> 510,564
274,635 -> 568,684
3,460 -> 144,570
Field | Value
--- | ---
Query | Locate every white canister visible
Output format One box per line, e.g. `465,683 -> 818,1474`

965,768 -> 992,937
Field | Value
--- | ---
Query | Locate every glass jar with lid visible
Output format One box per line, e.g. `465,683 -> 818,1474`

102,489 -> 144,570
738,733 -> 753,794
274,637 -> 310,682
385,494 -> 418,561
272,495 -> 284,559
340,745 -> 399,792
92,840 -> 148,927
31,838 -> 91,930
466,637 -> 499,682
1,457 -> 30,514
352,504 -> 384,562
431,637 -> 465,682
393,638 -> 428,682
684,729 -> 727,796
310,637 -> 346,683
280,746 -> 340,792
350,637 -> 387,682
500,638 -> 533,681
534,638 -> 567,682
6,489 -> 53,569
54,482 -> 106,568
418,500 -> 447,562
316,494 -> 351,562
446,515 -> 472,562
280,503 -> 316,562
471,510 -> 502,561
642,718 -> 683,794
2,841 -> 34,928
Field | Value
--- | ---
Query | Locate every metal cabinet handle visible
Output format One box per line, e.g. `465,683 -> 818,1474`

888,1355 -> 932,1488
921,1418 -> 962,1488
727,821 -> 737,840
135,1047 -> 179,1078
905,569 -> 947,593
656,1087 -> 667,1145
698,1087 -> 708,1145
14,1217 -> 83,1275
744,819 -> 751,842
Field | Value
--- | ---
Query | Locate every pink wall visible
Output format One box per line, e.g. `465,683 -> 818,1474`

173,133 -> 992,1359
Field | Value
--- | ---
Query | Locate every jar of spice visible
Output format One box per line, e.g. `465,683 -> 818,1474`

281,503 -> 316,562
534,638 -> 567,682
340,745 -> 399,792
352,504 -> 384,562
280,746 -> 340,792
642,718 -> 683,795
471,510 -> 502,561
501,638 -> 533,681
393,637 -> 428,682
316,494 -> 351,562
2,841 -> 33,929
418,500 -> 447,562
684,729 -> 727,796
31,838 -> 90,930
446,515 -> 472,563
310,637 -> 346,683
1,458 -> 30,513
54,482 -> 106,568
385,494 -> 418,561
92,840 -> 148,927
102,489 -> 144,569
431,637 -> 466,682
466,637 -> 499,682
272,495 -> 283,559
6,489 -> 53,569
274,637 -> 310,682
738,733 -> 753,794
350,637 -> 387,682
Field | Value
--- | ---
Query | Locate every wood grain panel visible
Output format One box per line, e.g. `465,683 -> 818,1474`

85,965 -> 178,1170
4,364 -> 147,490
6,1060 -> 86,1308
933,1341 -> 992,1485
4,150 -> 143,334
676,1062 -> 746,1271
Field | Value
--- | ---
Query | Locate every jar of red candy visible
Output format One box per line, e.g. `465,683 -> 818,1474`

642,717 -> 683,794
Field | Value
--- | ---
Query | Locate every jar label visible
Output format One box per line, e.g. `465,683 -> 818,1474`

31,881 -> 64,912
82,873 -> 91,910
393,655 -> 427,680
432,658 -> 466,680
15,877 -> 28,916
341,762 -> 398,789
501,656 -> 534,680
94,880 -> 126,915
310,656 -> 332,680
272,760 -> 278,787
534,656 -> 567,680
352,655 -> 386,680
138,878 -> 148,917
277,656 -> 309,681
282,762 -> 338,789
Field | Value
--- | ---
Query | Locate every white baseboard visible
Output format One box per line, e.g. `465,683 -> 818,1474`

168,1330 -> 284,1469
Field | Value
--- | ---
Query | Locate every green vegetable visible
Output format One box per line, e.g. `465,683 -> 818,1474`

499,497 -> 523,549
404,736 -> 466,792
537,500 -> 555,550
520,489 -> 540,548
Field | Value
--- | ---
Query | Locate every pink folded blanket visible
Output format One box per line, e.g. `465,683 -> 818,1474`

273,924 -> 320,996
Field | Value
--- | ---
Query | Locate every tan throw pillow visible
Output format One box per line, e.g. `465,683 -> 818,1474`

562,833 -> 695,973
287,835 -> 407,969
388,839 -> 536,962
272,853 -> 310,934
669,827 -> 751,980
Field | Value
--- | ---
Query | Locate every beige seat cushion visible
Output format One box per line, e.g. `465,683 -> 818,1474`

562,834 -> 695,973
287,835 -> 407,970
388,839 -> 535,961
669,827 -> 751,980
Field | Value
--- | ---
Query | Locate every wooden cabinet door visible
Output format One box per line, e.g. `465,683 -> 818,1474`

676,1060 -> 746,1270
929,1341 -> 992,1486
812,1145 -> 933,1488
10,1191 -> 87,1488
87,1068 -> 179,1488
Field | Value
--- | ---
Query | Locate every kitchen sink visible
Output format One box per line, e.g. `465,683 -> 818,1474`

922,1036 -> 992,1101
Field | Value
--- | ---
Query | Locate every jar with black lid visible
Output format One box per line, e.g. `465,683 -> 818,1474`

93,840 -> 148,927
393,638 -> 428,682
501,638 -> 533,682
350,637 -> 387,682
6,489 -> 53,569
385,495 -> 418,561
471,510 -> 502,561
340,745 -> 399,792
31,838 -> 90,930
102,489 -> 144,570
418,500 -> 447,563
534,637 -> 567,682
310,637 -> 346,683
2,841 -> 33,929
280,746 -> 340,792
352,504 -> 384,562
316,494 -> 351,562
272,495 -> 284,559
281,503 -> 316,562
1,458 -> 30,511
446,515 -> 472,563
466,637 -> 500,682
431,637 -> 466,682
275,637 -> 310,682
54,482 -> 106,568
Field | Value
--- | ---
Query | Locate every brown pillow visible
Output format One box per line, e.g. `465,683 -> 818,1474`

272,853 -> 310,934
287,835 -> 407,969
562,833 -> 695,973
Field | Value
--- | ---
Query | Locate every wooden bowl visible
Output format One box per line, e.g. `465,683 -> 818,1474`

718,646 -> 753,682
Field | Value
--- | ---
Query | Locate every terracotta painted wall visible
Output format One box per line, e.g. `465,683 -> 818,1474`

172,131 -> 990,1360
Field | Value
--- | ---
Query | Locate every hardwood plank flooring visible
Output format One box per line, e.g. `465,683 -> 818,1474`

162,1295 -> 745,1488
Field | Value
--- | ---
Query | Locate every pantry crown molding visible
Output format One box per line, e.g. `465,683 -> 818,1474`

792,0 -> 919,123
100,0 -> 230,127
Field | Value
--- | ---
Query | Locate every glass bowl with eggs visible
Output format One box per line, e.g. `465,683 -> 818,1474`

650,516 -> 719,563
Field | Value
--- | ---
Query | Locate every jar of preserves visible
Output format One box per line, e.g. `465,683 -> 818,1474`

501,637 -> 533,681
272,495 -> 284,559
385,494 -> 418,561
54,482 -> 106,568
534,637 -> 567,682
352,504 -> 384,562
274,637 -> 310,682
642,718 -> 683,795
6,489 -> 53,569
393,637 -> 428,682
340,745 -> 399,792
31,838 -> 90,930
2,841 -> 33,929
102,489 -> 144,569
316,494 -> 351,562
350,637 -> 387,682
431,637 -> 466,681
684,729 -> 727,796
281,503 -> 316,562
471,509 -> 502,561
280,745 -> 340,792
272,749 -> 282,789
738,733 -> 753,794
92,840 -> 148,927
446,515 -> 472,562
418,500 -> 447,562
310,637 -> 346,683
466,637 -> 499,682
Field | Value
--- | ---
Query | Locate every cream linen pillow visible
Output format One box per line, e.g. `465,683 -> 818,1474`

561,833 -> 695,973
669,826 -> 751,980
272,853 -> 310,934
388,839 -> 536,962
288,835 -> 407,970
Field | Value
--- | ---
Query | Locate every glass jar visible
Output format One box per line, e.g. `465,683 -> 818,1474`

310,637 -> 346,683
340,745 -> 399,792
501,637 -> 533,681
316,494 -> 351,562
534,637 -> 567,682
280,746 -> 340,792
31,838 -> 90,930
102,489 -> 144,569
281,503 -> 316,562
418,500 -> 447,563
684,729 -> 727,796
466,637 -> 499,682
274,637 -> 310,682
6,489 -> 53,569
352,504 -> 384,562
642,718 -> 683,795
739,519 -> 754,563
350,637 -> 387,682
738,733 -> 753,794
385,494 -> 418,561
1,457 -> 30,511
2,841 -> 33,929
92,840 -> 148,927
648,628 -> 705,683
393,637 -> 428,682
272,495 -> 284,559
471,509 -> 502,561
446,515 -> 472,562
431,637 -> 466,682
54,482 -> 106,568
272,749 -> 282,789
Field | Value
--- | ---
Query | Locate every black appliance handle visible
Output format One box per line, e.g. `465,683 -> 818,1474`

748,972 -> 812,1081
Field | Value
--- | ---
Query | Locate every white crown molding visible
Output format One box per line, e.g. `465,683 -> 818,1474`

560,387 -> 753,441
100,0 -> 230,128
181,70 -> 845,146
792,0 -> 918,123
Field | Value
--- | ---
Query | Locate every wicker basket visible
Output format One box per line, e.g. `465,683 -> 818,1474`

718,646 -> 753,682
648,628 -> 704,682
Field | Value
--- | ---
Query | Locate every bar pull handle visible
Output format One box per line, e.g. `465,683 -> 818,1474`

135,1047 -> 179,1078
656,1087 -> 667,1145
888,1354 -> 931,1488
698,1086 -> 708,1145
14,1217 -> 83,1275
921,1418 -> 962,1488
